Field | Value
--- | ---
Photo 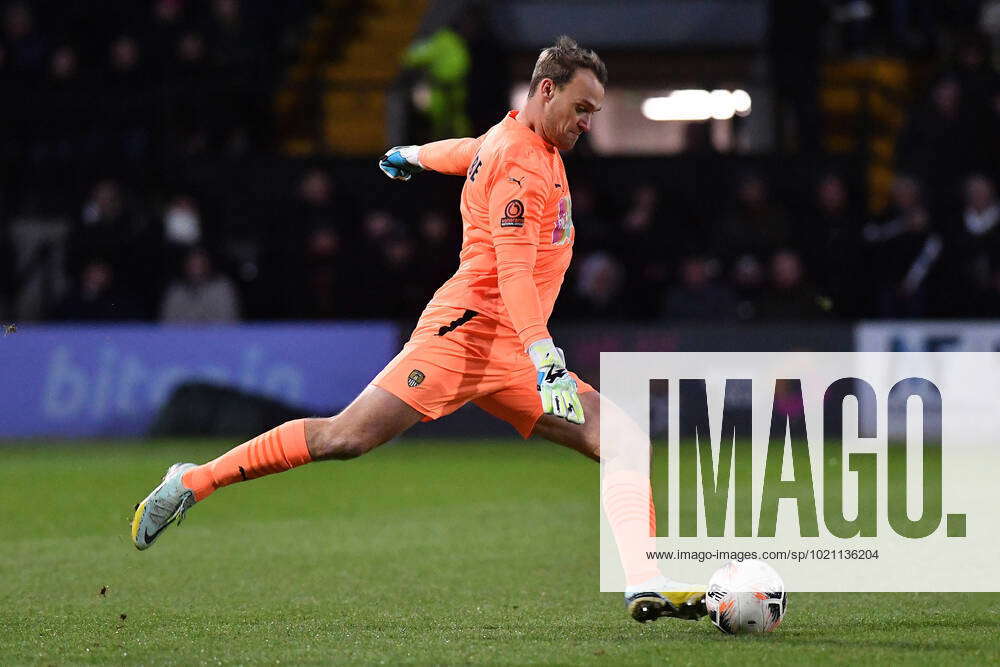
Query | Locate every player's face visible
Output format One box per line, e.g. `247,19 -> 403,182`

542,69 -> 604,151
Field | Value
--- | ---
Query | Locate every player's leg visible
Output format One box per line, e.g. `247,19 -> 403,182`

529,389 -> 601,460
131,385 -> 422,550
533,390 -> 707,622
480,379 -> 706,623
533,392 -> 706,621
186,384 -> 425,494
132,304 -> 491,551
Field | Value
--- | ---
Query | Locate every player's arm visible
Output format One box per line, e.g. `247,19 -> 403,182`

419,136 -> 483,175
379,136 -> 484,181
489,157 -> 584,424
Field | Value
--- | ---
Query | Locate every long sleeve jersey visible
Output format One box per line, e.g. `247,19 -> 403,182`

417,110 -> 574,349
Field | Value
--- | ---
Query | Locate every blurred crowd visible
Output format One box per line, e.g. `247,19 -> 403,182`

0,0 -> 290,172
565,166 -> 1000,322
1,0 -> 1000,324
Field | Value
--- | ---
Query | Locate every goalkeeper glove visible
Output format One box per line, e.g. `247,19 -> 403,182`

378,145 -> 424,181
529,338 -> 585,425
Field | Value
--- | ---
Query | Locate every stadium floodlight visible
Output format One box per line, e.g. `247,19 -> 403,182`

641,89 -> 752,121
732,89 -> 752,116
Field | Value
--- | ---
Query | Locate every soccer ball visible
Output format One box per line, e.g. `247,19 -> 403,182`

705,559 -> 787,635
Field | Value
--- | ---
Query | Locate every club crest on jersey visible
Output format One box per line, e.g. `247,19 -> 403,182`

551,195 -> 573,245
407,369 -> 426,387
500,199 -> 525,228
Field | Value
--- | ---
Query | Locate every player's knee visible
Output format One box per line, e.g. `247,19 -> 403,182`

308,417 -> 382,460
325,436 -> 372,460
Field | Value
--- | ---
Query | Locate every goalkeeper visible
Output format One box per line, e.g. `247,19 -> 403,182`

131,36 -> 706,624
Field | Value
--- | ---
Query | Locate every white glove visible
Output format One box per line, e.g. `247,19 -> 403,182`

378,145 -> 424,181
529,338 -> 585,424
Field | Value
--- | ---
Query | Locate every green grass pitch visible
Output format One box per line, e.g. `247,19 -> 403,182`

1,439 -> 997,665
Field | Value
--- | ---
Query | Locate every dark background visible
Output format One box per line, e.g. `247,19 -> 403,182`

2,0 -> 999,326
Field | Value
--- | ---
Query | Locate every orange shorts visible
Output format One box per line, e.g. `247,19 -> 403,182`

372,305 -> 595,438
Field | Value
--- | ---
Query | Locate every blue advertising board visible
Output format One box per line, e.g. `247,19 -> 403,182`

0,323 -> 399,438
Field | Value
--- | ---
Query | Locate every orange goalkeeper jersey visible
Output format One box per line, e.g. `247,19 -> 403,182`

417,111 -> 574,349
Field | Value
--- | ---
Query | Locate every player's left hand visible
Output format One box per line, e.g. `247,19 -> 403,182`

529,338 -> 585,424
378,145 -> 424,181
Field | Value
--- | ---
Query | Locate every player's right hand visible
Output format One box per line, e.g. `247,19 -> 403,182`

378,145 -> 424,181
529,338 -> 585,424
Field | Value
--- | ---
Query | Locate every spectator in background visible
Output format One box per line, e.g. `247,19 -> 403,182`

106,35 -> 152,163
162,196 -> 203,280
562,251 -> 627,319
67,180 -> 132,279
34,44 -> 84,165
807,172 -> 864,316
149,0 -> 188,77
568,183 -> 613,254
210,0 -> 253,72
57,259 -> 141,321
109,35 -> 143,85
48,44 -> 78,84
756,249 -> 825,319
207,0 -> 260,152
615,184 -> 671,317
369,233 -> 429,317
730,254 -> 765,320
337,209 -> 401,315
175,30 -> 208,79
983,1 -> 1000,52
416,210 -> 460,289
295,226 -> 344,319
163,195 -> 202,247
662,254 -> 737,320
864,175 -> 943,317
951,31 -> 1000,176
160,246 -> 240,323
360,209 -> 398,248
168,28 -> 212,155
961,173 -> 1000,242
951,173 -> 1000,308
261,168 -> 354,318
108,35 -> 147,108
293,168 -> 355,260
295,168 -> 351,236
3,2 -> 45,81
896,75 -> 986,209
718,172 -> 791,261
952,30 -> 1000,122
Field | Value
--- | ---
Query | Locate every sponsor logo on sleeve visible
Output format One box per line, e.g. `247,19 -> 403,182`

500,199 -> 525,228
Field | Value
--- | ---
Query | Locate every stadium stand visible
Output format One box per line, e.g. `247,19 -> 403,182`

1,0 -> 999,324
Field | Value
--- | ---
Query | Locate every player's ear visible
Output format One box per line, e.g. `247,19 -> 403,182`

541,78 -> 555,101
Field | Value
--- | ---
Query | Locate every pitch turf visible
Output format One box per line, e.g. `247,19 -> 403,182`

0,439 -> 997,665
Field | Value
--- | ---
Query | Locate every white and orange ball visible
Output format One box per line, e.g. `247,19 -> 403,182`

705,559 -> 787,635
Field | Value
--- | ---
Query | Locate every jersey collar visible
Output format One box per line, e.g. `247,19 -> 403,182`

504,110 -> 556,152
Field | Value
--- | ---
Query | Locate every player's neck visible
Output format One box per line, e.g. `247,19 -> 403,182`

517,103 -> 554,147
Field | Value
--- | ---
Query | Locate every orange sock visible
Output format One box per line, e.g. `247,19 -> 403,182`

182,419 -> 312,501
649,483 -> 657,536
603,470 -> 661,586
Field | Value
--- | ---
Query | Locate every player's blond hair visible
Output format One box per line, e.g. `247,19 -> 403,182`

527,36 -> 607,97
